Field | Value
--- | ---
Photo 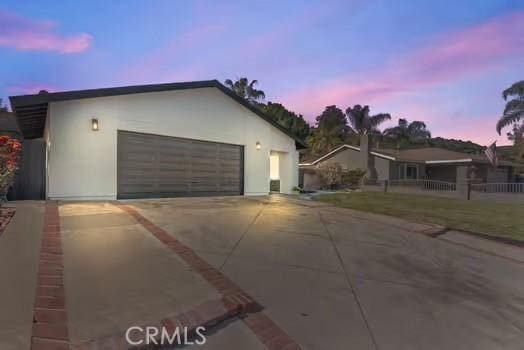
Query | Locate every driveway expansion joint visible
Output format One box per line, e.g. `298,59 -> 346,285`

318,211 -> 380,350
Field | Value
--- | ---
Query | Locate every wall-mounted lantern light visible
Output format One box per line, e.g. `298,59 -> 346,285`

256,141 -> 261,150
91,118 -> 99,131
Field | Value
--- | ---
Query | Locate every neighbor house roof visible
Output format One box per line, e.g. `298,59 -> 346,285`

300,144 -> 520,167
9,79 -> 307,149
299,144 -> 396,166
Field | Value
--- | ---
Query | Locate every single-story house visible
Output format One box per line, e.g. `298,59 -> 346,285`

299,141 -> 521,190
10,80 -> 306,200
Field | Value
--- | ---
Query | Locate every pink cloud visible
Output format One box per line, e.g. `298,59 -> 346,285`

0,10 -> 92,53
280,11 -> 524,117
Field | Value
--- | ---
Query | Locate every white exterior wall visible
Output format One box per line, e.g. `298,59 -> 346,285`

46,87 -> 298,199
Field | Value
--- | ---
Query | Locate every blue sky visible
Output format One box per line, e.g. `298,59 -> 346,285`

1,0 -> 523,145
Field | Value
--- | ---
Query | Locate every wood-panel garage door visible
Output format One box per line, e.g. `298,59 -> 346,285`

117,131 -> 244,199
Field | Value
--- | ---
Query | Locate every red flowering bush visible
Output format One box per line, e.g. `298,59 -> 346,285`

0,135 -> 22,194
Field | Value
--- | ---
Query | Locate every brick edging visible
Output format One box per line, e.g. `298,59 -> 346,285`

243,312 -> 301,350
74,295 -> 251,349
115,203 -> 301,350
31,202 -> 70,350
0,207 -> 16,237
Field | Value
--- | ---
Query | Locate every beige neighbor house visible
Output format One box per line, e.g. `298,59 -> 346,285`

10,80 -> 306,200
299,141 -> 521,190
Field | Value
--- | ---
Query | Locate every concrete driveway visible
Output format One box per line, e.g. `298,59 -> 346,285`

1,196 -> 523,350
129,196 -> 524,350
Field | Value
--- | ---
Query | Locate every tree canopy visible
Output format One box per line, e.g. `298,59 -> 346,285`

224,78 -> 265,104
345,105 -> 391,135
384,118 -> 431,146
260,102 -> 310,141
496,80 -> 524,135
315,105 -> 349,135
222,77 -> 516,161
307,105 -> 348,154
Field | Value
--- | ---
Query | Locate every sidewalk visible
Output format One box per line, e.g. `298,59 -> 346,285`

0,201 -> 45,350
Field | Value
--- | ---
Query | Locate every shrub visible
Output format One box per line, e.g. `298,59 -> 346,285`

0,135 -> 22,195
342,168 -> 367,186
318,163 -> 343,189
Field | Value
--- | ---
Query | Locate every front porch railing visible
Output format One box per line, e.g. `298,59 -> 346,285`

389,179 -> 457,191
471,182 -> 524,193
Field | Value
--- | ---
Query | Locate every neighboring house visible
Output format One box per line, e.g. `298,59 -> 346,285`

299,143 -> 521,190
10,80 -> 306,200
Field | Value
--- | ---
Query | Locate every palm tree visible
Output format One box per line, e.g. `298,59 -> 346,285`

496,80 -> 524,135
345,105 -> 391,135
224,78 -> 266,103
384,118 -> 431,146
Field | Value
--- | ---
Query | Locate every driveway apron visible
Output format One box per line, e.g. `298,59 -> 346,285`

59,202 -> 221,345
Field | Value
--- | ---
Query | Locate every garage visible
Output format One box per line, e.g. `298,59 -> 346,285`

10,80 -> 304,199
117,131 -> 244,199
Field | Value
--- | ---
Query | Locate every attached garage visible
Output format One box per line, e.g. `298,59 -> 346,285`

10,80 -> 305,200
117,131 -> 243,198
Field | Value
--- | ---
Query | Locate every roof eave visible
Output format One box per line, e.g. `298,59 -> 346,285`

9,79 -> 307,148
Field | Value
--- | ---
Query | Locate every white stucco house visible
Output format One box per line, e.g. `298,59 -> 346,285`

10,80 -> 305,200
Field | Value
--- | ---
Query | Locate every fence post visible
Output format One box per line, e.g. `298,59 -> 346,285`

384,179 -> 389,193
467,183 -> 471,200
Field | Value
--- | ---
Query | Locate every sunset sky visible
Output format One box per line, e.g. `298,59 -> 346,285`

1,0 -> 523,146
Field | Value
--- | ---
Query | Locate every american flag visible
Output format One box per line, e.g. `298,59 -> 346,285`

485,141 -> 498,168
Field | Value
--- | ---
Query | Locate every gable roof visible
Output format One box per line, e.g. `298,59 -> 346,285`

300,144 -> 520,167
299,144 -> 395,166
9,79 -> 307,149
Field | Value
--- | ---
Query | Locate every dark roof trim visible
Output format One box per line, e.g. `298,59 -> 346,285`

9,79 -> 307,148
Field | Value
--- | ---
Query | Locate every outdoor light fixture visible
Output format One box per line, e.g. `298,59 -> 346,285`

91,118 -> 99,131
256,141 -> 261,150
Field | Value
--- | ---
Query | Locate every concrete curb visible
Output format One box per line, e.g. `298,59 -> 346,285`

442,229 -> 524,248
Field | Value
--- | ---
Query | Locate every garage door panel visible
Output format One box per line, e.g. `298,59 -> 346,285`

118,131 -> 243,198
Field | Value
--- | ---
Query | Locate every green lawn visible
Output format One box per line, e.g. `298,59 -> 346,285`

317,192 -> 524,241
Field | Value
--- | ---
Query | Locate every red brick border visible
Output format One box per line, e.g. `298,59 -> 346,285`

31,202 -> 70,350
243,313 -> 301,350
0,207 -> 16,237
115,203 -> 301,350
74,296 -> 249,349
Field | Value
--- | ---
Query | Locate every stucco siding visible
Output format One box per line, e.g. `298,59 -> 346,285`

375,157 -> 390,181
47,87 -> 298,199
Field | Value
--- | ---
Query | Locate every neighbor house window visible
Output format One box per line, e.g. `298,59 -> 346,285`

399,163 -> 418,180
406,164 -> 418,179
